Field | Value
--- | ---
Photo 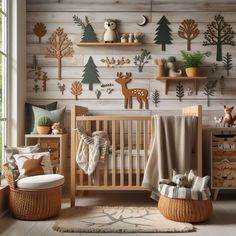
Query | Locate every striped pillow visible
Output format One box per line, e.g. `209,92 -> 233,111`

188,169 -> 210,191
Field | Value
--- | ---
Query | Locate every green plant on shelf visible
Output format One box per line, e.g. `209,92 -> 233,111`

37,116 -> 52,127
180,50 -> 210,68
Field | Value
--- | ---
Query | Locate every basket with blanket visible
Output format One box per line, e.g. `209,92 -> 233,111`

158,170 -> 213,223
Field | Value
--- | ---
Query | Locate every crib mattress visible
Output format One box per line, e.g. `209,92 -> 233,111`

106,149 -> 147,170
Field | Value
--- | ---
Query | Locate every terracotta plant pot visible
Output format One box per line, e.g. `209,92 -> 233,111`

37,126 -> 50,134
185,67 -> 200,77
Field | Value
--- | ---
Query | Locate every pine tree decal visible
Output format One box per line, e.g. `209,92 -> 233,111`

178,19 -> 199,51
81,56 -> 100,91
176,82 -> 184,102
203,14 -> 235,61
223,52 -> 233,76
203,80 -> 217,107
154,16 -> 172,51
73,15 -> 98,42
151,89 -> 160,107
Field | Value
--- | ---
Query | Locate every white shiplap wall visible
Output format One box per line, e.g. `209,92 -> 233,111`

26,0 -> 236,128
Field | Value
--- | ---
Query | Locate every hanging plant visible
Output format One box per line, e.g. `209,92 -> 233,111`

134,49 -> 152,72
203,80 -> 217,107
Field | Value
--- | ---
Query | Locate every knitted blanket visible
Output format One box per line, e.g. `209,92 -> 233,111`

76,128 -> 109,175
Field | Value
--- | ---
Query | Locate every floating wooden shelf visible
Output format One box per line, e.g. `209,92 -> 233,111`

156,76 -> 207,95
77,42 -> 143,47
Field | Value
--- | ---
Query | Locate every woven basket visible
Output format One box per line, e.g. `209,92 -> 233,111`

3,163 -> 62,220
158,195 -> 213,223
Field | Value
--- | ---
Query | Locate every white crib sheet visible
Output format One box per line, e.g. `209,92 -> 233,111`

107,149 -> 147,170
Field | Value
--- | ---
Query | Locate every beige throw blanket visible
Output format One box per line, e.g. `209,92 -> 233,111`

76,128 -> 109,175
142,115 -> 197,200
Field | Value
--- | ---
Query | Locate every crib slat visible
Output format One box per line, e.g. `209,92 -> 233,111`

136,120 -> 141,186
96,120 -> 100,131
144,120 -> 148,167
104,120 -> 108,133
128,120 -> 132,186
120,120 -> 124,186
103,121 -> 108,186
112,120 -> 116,186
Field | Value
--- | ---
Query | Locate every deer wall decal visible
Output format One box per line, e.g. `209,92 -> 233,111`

115,72 -> 148,109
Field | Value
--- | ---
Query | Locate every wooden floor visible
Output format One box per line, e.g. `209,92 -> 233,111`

0,191 -> 236,236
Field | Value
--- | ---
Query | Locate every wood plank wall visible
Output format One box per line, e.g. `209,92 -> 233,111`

26,0 -> 236,128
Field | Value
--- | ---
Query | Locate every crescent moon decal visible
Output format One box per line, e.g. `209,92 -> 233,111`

137,15 -> 148,27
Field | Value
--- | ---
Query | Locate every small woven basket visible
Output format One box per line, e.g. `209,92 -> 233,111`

158,195 -> 213,223
4,163 -> 62,220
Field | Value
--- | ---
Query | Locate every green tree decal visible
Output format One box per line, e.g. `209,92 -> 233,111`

81,56 -> 100,91
223,52 -> 233,76
203,14 -> 235,61
154,16 -> 173,51
73,15 -> 98,42
203,80 -> 217,107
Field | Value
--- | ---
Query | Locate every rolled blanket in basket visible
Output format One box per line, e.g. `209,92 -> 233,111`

142,115 -> 197,201
76,128 -> 109,175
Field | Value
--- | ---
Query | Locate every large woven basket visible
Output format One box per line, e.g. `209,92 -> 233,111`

3,163 -> 62,220
158,195 -> 213,223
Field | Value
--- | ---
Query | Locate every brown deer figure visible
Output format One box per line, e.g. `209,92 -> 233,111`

115,72 -> 148,109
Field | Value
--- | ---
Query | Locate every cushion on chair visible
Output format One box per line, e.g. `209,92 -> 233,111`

17,174 -> 64,189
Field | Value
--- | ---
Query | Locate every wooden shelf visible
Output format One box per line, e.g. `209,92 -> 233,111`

156,76 -> 207,95
77,42 -> 143,47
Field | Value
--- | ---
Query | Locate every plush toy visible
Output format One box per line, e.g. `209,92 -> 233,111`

159,170 -> 190,188
103,19 -> 119,43
223,105 -> 236,127
51,122 -> 63,134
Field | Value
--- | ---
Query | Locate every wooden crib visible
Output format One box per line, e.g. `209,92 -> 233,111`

70,105 -> 202,206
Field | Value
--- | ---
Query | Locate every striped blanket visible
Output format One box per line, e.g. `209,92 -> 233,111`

158,184 -> 211,200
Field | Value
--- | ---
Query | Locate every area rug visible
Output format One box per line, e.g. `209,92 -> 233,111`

53,206 -> 194,233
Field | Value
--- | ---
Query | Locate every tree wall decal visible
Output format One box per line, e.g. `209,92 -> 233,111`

203,14 -> 235,61
223,52 -> 233,76
154,16 -> 172,51
203,80 -> 217,107
151,89 -> 160,107
176,82 -> 184,102
81,56 -> 100,91
73,15 -> 98,42
71,81 -> 82,100
46,27 -> 74,80
178,19 -> 199,51
33,22 -> 47,44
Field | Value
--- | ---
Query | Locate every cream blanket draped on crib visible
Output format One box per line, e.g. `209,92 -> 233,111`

142,115 -> 197,201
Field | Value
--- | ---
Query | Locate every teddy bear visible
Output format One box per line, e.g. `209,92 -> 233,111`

51,122 -> 63,135
102,19 -> 119,43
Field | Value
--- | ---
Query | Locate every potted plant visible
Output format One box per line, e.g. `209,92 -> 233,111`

37,116 -> 52,134
181,50 -> 210,77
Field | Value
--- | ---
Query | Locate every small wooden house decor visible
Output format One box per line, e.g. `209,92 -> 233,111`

151,89 -> 160,107
203,14 -> 235,61
71,81 -> 82,100
203,80 -> 217,107
73,15 -> 98,42
115,72 -> 148,109
46,27 -> 74,80
176,82 -> 184,102
81,56 -> 100,91
223,52 -> 233,76
154,16 -> 173,51
178,19 -> 199,51
33,22 -> 47,44
134,49 -> 152,72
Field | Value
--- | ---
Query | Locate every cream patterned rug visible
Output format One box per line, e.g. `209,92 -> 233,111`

53,206 -> 194,233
